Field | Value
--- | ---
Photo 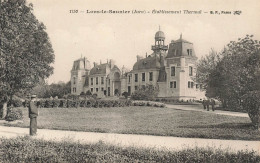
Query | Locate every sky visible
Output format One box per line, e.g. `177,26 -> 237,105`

26,0 -> 260,84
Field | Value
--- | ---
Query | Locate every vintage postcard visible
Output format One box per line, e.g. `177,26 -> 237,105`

0,0 -> 260,162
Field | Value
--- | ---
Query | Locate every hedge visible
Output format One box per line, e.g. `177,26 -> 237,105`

18,99 -> 166,108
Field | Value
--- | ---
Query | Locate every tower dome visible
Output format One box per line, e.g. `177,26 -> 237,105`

155,30 -> 165,40
152,26 -> 168,54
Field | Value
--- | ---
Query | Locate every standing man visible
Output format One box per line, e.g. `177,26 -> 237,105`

28,95 -> 38,136
211,99 -> 216,111
206,99 -> 210,111
202,99 -> 206,110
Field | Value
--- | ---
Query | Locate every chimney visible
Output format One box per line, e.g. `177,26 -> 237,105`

93,62 -> 97,67
110,59 -> 115,68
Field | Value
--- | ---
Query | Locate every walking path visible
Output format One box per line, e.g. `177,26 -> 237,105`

165,104 -> 248,117
0,125 -> 259,154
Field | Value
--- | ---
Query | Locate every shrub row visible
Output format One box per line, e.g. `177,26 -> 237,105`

21,99 -> 166,108
155,98 -> 195,103
22,99 -> 133,108
1,136 -> 259,163
132,101 -> 166,108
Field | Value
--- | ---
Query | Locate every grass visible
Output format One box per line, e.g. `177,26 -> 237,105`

5,106 -> 260,140
0,136 -> 259,163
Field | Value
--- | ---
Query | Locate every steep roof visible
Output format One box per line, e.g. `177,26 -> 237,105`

71,57 -> 91,71
89,63 -> 108,75
133,55 -> 161,70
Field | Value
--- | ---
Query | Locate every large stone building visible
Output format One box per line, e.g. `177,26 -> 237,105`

71,29 -> 205,100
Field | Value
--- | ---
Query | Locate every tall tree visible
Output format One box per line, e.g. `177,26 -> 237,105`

0,0 -> 54,112
196,35 -> 260,128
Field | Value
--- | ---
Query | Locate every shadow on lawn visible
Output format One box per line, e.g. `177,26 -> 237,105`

179,122 -> 256,130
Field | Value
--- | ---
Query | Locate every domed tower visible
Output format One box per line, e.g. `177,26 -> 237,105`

151,26 -> 168,54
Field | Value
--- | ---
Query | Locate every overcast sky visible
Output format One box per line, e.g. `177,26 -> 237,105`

27,0 -> 260,84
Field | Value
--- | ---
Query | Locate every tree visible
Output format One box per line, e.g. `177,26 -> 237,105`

195,48 -> 221,91
122,92 -> 129,99
0,0 -> 54,117
42,81 -> 71,98
196,35 -> 260,129
131,84 -> 159,101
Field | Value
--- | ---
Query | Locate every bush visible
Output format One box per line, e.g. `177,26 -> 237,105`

67,99 -> 74,108
132,101 -> 165,108
131,85 -> 159,101
37,100 -> 45,108
12,99 -> 23,107
44,99 -> 53,108
59,99 -> 67,108
5,108 -> 23,121
86,90 -> 92,96
67,94 -> 79,100
122,92 -> 129,99
52,99 -> 60,108
242,91 -> 260,129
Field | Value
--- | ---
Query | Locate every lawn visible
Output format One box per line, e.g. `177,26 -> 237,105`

5,106 -> 260,140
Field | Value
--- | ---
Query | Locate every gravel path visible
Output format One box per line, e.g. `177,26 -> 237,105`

0,125 -> 259,154
165,104 -> 248,117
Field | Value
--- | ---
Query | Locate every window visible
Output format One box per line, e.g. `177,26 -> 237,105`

170,81 -> 177,88
73,77 -> 76,84
101,77 -> 104,84
188,81 -> 194,88
96,88 -> 98,92
108,79 -> 110,85
96,77 -> 98,85
149,72 -> 153,81
196,84 -> 199,89
91,88 -> 93,92
91,78 -> 93,85
101,87 -> 104,91
135,74 -> 138,82
189,66 -> 193,76
174,81 -> 177,88
142,73 -> 145,81
128,75 -> 131,83
187,49 -> 193,56
135,86 -> 138,90
171,66 -> 175,76
73,87 -> 76,92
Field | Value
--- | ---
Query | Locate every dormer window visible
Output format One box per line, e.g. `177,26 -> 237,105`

187,49 -> 193,56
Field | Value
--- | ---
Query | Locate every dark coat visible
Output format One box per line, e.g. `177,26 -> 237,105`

29,101 -> 38,118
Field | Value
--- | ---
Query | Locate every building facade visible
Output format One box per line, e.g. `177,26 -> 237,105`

71,29 -> 205,100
